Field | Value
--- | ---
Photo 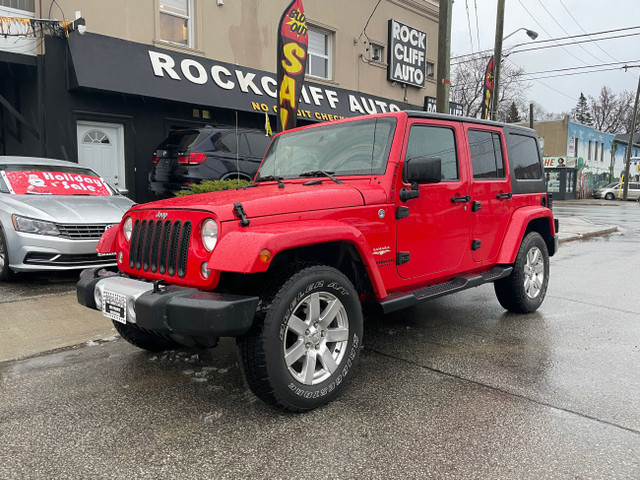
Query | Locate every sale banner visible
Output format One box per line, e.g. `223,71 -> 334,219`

277,0 -> 308,132
1,170 -> 111,196
481,56 -> 495,120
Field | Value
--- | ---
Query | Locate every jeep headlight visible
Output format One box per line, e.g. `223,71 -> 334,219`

201,219 -> 218,252
12,215 -> 60,236
123,217 -> 133,241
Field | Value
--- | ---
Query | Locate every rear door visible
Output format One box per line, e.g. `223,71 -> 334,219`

465,125 -> 512,263
395,119 -> 472,279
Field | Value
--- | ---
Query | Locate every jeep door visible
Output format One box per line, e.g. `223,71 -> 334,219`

465,126 -> 512,263
395,120 -> 472,279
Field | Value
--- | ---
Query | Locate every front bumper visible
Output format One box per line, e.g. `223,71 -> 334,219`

77,268 -> 259,337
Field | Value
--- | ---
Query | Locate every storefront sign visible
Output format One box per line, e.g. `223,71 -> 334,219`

1,170 -> 111,195
68,33 -> 417,123
423,96 -> 464,116
543,156 -> 577,168
387,19 -> 427,88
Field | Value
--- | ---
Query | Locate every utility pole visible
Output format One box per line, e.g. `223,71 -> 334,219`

491,0 -> 506,121
622,69 -> 640,200
436,0 -> 452,114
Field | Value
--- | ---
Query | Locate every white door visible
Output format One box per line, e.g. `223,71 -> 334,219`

77,122 -> 126,193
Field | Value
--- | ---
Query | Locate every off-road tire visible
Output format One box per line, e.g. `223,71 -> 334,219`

494,232 -> 549,313
237,264 -> 363,412
0,227 -> 16,282
113,321 -> 180,352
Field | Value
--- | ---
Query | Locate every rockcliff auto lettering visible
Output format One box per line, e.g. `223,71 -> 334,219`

148,51 -> 403,116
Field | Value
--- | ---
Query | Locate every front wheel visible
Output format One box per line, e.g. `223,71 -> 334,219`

238,265 -> 363,412
605,192 -> 615,200
494,232 -> 550,313
0,227 -> 16,282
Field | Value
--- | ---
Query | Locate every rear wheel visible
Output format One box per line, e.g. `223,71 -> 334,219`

238,264 -> 363,412
0,227 -> 16,282
113,321 -> 180,352
494,232 -> 549,313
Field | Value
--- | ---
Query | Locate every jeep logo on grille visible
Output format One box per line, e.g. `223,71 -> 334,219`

155,212 -> 168,219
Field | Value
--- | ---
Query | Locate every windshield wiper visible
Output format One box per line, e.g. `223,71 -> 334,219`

255,175 -> 286,188
299,171 -> 343,184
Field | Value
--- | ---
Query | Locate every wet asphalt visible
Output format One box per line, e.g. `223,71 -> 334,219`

0,201 -> 639,479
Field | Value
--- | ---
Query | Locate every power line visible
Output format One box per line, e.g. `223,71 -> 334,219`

464,0 -> 474,52
473,0 -> 481,51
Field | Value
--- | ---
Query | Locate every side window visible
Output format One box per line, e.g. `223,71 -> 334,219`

237,134 -> 251,156
246,132 -> 271,156
213,132 -> 237,154
405,125 -> 459,181
468,129 -> 505,179
506,133 -> 543,180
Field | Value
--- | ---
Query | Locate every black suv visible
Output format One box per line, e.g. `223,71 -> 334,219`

149,125 -> 271,197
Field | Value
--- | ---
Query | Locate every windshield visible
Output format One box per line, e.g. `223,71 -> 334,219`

0,165 -> 112,196
257,118 -> 396,179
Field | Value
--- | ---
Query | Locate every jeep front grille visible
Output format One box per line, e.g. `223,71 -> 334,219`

129,219 -> 192,277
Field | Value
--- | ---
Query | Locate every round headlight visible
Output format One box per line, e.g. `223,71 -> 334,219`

123,217 -> 133,241
201,219 -> 218,252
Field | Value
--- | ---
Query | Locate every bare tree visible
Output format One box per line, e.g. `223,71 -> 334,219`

450,54 -> 530,121
589,86 -> 634,134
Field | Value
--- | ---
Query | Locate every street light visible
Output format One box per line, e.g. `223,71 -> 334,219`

491,0 -> 539,120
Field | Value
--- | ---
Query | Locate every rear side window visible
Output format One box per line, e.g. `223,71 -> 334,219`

212,132 -> 237,154
158,131 -> 203,149
468,130 -> 505,179
506,133 -> 542,179
246,132 -> 271,156
405,125 -> 459,181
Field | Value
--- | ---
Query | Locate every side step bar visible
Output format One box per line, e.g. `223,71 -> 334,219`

370,266 -> 513,315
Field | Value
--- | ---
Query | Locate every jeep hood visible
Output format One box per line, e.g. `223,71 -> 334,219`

134,183 -> 386,221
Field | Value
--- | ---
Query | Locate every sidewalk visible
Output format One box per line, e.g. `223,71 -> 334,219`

0,213 -> 618,363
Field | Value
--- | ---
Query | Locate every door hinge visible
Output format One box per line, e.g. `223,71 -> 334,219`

471,240 -> 482,251
472,201 -> 482,212
396,206 -> 410,219
397,252 -> 411,265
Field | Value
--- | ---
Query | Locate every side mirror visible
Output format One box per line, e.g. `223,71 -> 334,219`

405,156 -> 442,184
399,157 -> 442,202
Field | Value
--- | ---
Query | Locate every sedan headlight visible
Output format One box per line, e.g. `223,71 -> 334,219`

201,219 -> 218,252
123,217 -> 133,241
11,215 -> 60,236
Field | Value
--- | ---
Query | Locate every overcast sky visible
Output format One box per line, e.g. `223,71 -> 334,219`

449,0 -> 640,114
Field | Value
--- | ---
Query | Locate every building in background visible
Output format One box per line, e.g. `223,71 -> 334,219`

1,0 -> 440,202
532,115 -> 639,199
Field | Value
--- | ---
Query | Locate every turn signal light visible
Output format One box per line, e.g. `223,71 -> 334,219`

259,249 -> 272,263
177,152 -> 207,165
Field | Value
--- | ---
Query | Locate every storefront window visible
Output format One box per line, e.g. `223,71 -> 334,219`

546,171 -> 560,193
159,0 -> 192,46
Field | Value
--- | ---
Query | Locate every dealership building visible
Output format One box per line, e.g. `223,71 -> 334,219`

1,0 -> 441,203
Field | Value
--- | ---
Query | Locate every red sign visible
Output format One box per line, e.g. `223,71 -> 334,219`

481,56 -> 495,120
1,170 -> 111,196
277,0 -> 308,132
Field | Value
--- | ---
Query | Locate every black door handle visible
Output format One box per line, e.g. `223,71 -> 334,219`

496,192 -> 512,199
451,195 -> 471,203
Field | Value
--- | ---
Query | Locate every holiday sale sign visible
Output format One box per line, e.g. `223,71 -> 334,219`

1,170 -> 111,196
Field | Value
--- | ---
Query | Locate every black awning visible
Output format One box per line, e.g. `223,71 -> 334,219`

67,32 -> 416,120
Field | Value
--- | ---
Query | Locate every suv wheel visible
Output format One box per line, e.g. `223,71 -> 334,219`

605,192 -> 614,200
113,321 -> 180,352
238,264 -> 363,412
0,227 -> 16,282
494,232 -> 549,313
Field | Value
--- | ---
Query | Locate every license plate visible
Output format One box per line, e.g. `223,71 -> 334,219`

102,290 -> 127,324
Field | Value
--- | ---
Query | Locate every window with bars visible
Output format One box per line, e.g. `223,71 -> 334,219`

306,27 -> 332,80
159,0 -> 192,47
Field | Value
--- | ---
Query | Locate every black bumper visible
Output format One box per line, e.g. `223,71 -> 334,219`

77,268 -> 259,337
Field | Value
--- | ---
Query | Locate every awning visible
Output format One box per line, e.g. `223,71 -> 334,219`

67,32 -> 417,121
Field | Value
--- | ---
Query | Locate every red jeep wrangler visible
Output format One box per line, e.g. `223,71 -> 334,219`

78,111 -> 558,411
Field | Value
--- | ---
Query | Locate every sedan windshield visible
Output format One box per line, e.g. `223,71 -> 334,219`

0,164 -> 112,196
257,118 -> 396,179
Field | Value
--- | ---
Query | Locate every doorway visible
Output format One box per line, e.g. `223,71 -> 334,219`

77,121 -> 126,194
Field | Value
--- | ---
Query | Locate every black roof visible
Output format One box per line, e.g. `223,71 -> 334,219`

405,110 -> 537,136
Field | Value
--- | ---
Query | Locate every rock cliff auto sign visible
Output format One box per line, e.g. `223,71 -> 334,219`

277,0 -> 308,132
387,19 -> 427,88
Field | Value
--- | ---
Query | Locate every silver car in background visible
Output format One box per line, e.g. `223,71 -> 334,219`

0,157 -> 135,281
592,181 -> 640,201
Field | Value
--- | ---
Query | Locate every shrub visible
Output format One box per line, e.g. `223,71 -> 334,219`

174,178 -> 251,196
